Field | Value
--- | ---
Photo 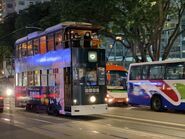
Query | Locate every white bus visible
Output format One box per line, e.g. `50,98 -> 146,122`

127,59 -> 185,111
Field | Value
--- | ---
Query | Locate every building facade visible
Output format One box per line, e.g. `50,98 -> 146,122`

0,0 -> 3,23
2,0 -> 16,17
0,0 -> 50,20
15,0 -> 50,14
161,12 -> 185,59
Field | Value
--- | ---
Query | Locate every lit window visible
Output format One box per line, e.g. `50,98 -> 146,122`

40,36 -> 46,54
47,34 -> 54,51
27,40 -> 33,56
55,31 -> 63,50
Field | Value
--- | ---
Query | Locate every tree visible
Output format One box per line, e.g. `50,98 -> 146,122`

52,0 -> 185,62
14,1 -> 53,38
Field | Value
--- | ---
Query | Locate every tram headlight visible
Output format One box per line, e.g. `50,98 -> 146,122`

6,88 -> 13,96
90,96 -> 96,103
73,99 -> 77,104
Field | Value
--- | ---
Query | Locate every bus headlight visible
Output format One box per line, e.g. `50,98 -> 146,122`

90,96 -> 96,103
6,88 -> 13,96
108,98 -> 113,103
126,97 -> 129,102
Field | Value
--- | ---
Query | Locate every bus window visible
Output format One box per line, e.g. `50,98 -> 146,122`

41,69 -> 48,86
142,65 -> 149,80
22,43 -> 27,57
149,65 -> 165,80
34,70 -> 40,86
33,38 -> 39,55
107,70 -> 127,86
47,33 -> 55,51
27,40 -> 33,56
166,63 -> 185,80
23,72 -> 27,86
55,31 -> 63,50
40,36 -> 47,54
130,66 -> 141,80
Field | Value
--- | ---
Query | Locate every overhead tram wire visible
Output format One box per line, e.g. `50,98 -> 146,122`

0,26 -> 43,42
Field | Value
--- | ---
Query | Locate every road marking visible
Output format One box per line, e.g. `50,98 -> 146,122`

1,117 -> 25,125
30,118 -> 53,124
106,114 -> 185,128
1,118 -> 11,122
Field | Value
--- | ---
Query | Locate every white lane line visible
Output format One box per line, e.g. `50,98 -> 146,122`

1,118 -> 11,122
1,118 -> 25,125
30,118 -> 53,124
106,114 -> 185,128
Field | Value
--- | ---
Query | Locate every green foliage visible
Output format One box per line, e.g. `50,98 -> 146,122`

0,0 -> 184,63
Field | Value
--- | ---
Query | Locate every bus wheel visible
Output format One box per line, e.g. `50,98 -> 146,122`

151,95 -> 163,112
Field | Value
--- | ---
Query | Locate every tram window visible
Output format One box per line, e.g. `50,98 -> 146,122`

33,38 -> 39,55
34,70 -> 40,86
55,31 -> 63,50
64,31 -> 70,48
18,44 -> 22,58
130,66 -> 141,80
18,73 -> 22,86
149,65 -> 165,80
27,40 -> 33,56
85,68 -> 97,85
92,33 -> 100,48
72,33 -> 81,47
41,69 -> 48,86
166,63 -> 185,79
84,32 -> 91,48
16,45 -> 19,58
48,69 -> 55,86
28,71 -> 34,86
23,72 -> 27,86
98,67 -> 105,85
40,36 -> 47,54
47,33 -> 55,51
16,73 -> 18,86
22,43 -> 27,57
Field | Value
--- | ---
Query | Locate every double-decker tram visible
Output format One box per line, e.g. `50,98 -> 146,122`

15,22 -> 108,115
128,60 -> 185,112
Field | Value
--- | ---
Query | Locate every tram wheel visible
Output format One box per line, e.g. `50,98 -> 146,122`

0,109 -> 3,113
151,95 -> 163,112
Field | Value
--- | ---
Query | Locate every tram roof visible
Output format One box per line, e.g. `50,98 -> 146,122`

129,59 -> 185,66
15,22 -> 101,44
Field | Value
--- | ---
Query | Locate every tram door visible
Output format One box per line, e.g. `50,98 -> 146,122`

64,67 -> 72,112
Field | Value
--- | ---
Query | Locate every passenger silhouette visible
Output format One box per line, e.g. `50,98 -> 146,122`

84,32 -> 91,48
